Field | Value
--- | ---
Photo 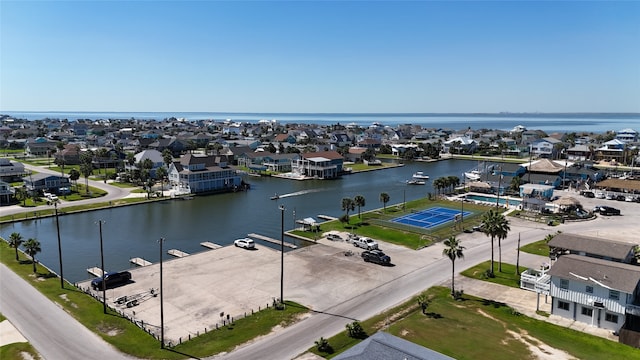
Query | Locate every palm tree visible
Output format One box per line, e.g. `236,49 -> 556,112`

481,209 -> 510,275
8,232 -> 24,261
379,192 -> 390,212
442,236 -> 464,296
79,150 -> 94,194
155,166 -> 168,197
69,169 -> 80,192
22,238 -> 42,273
353,195 -> 365,219
341,197 -> 355,219
162,149 -> 173,169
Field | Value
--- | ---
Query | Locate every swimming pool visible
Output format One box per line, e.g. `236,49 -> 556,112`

464,194 -> 522,206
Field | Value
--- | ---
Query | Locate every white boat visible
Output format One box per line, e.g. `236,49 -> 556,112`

464,170 -> 482,181
412,172 -> 430,180
406,179 -> 426,185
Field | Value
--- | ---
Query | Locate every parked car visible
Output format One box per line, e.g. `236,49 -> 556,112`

326,233 -> 343,241
352,237 -> 379,250
580,191 -> 595,198
361,250 -> 391,265
615,195 -> 626,201
598,206 -> 621,216
91,271 -> 132,290
595,191 -> 605,199
234,238 -> 255,249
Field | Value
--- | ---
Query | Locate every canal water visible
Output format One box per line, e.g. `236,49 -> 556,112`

1,159 -> 477,282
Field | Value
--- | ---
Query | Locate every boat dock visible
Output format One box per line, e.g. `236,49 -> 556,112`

200,242 -> 223,250
247,233 -> 298,249
168,249 -> 189,258
317,215 -> 337,221
130,257 -> 152,267
87,267 -> 104,277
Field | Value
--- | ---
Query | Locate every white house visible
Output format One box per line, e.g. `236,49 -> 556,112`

616,128 -> 638,143
168,154 -> 242,194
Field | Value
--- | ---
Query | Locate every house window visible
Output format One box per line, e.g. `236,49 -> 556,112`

609,290 -> 620,301
605,313 -> 619,323
586,285 -> 593,294
581,307 -> 593,317
560,279 -> 569,290
557,301 -> 570,311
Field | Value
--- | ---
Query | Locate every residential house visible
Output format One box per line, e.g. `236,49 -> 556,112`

329,133 -> 351,147
334,331 -> 454,360
22,173 -> 71,194
127,149 -> 165,178
595,139 -> 626,163
0,180 -> 15,205
530,137 -> 563,159
443,136 -> 476,154
548,254 -> 640,345
0,158 -> 28,181
548,233 -> 637,264
357,138 -> 381,149
292,150 -> 343,179
274,133 -> 297,144
566,144 -> 591,162
54,144 -> 81,165
168,154 -> 242,194
616,128 -> 638,144
25,137 -> 57,157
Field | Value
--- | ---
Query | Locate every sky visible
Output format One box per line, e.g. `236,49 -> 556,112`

1,1 -> 639,114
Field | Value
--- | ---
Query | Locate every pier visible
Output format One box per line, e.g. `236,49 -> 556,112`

167,249 -> 189,258
87,267 -> 104,277
200,242 -> 223,250
247,233 -> 298,249
317,214 -> 337,221
130,257 -> 152,267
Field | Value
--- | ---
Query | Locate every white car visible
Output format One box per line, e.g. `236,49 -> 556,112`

352,237 -> 379,250
234,238 -> 255,249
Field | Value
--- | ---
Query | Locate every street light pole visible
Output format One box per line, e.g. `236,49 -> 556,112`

54,201 -> 64,289
159,237 -> 165,348
279,205 -> 285,309
496,165 -> 502,210
98,220 -> 106,314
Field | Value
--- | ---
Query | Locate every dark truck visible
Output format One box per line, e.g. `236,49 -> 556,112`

361,250 -> 391,265
91,271 -> 132,290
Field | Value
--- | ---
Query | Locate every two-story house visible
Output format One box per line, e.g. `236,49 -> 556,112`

168,154 -> 242,194
291,151 -> 343,179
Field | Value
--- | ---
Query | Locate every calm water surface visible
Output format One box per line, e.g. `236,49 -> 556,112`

2,160 -> 477,282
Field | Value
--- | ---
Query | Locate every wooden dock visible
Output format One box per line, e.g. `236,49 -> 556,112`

317,214 -> 337,221
167,249 -> 189,258
87,267 -> 104,277
130,257 -> 152,267
247,233 -> 298,249
200,242 -> 223,250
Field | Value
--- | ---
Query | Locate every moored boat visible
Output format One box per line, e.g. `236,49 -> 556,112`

412,171 -> 429,180
406,179 -> 426,185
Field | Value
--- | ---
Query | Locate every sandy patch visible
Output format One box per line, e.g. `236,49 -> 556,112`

0,320 -> 28,346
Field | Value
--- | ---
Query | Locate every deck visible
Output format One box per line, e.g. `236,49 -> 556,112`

247,233 -> 298,249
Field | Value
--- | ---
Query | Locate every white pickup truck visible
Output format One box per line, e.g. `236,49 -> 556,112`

351,236 -> 379,250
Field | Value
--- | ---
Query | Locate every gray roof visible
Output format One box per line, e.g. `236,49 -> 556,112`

548,254 -> 640,293
334,331 -> 454,360
548,233 -> 636,261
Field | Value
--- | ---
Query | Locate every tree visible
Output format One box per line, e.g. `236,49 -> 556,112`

345,321 -> 366,339
353,195 -> 365,219
162,149 -> 173,169
314,337 -> 331,353
341,197 -> 355,218
8,232 -> 24,261
79,150 -> 94,194
23,238 -> 41,273
69,169 -> 80,191
442,236 -> 465,297
379,192 -> 390,212
155,166 -> 168,197
481,209 -> 510,275
15,186 -> 27,206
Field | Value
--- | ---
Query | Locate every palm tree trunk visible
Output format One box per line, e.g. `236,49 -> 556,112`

451,260 -> 455,296
498,238 -> 502,272
32,256 -> 37,273
14,248 -> 19,261
490,236 -> 495,275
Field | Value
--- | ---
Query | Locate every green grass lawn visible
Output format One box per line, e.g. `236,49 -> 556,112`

520,239 -> 550,257
461,261 -> 522,288
0,239 -> 308,359
348,162 -> 401,172
310,287 -> 639,360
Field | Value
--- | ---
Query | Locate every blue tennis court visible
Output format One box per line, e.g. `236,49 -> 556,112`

391,207 -> 472,229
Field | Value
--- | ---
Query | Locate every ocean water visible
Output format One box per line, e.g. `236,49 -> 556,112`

2,111 -> 639,133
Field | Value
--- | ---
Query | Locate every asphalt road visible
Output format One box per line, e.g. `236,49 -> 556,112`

0,263 -> 133,360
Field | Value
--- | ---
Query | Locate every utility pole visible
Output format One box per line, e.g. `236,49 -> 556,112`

98,220 -> 106,314
279,205 -> 285,309
54,201 -> 64,289
159,237 -> 165,348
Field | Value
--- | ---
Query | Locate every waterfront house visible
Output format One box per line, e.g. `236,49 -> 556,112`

0,180 -> 15,205
292,150 -> 343,179
566,144 -> 591,162
127,149 -> 165,178
168,153 -> 242,194
595,139 -> 626,163
616,128 -> 638,143
443,136 -> 477,154
530,137 -> 563,159
22,173 -> 71,194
